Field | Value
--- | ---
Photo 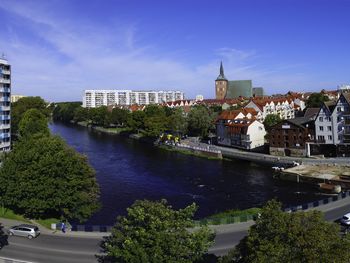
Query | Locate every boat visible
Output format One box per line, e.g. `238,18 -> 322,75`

317,183 -> 341,194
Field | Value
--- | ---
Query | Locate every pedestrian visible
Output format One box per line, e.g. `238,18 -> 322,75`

61,222 -> 66,233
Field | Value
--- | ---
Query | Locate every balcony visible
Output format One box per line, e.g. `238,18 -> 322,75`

0,106 -> 10,111
0,78 -> 10,84
0,116 -> 10,121
0,141 -> 11,149
0,124 -> 10,130
0,87 -> 10,93
0,133 -> 10,139
0,97 -> 10,102
0,70 -> 10,75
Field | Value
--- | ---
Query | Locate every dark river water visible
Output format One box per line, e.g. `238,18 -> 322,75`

50,122 -> 323,225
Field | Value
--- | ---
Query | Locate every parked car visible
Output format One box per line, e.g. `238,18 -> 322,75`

340,213 -> 350,226
8,224 -> 40,239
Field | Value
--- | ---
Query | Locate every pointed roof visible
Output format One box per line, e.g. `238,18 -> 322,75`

216,61 -> 228,81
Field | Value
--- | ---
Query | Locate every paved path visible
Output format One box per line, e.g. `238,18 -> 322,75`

181,138 -> 350,166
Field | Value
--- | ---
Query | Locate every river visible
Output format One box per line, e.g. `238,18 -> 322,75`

50,122 -> 323,225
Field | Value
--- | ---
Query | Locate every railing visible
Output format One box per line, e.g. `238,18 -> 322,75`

176,143 -> 222,154
0,106 -> 10,111
0,124 -> 10,130
0,88 -> 10,93
0,97 -> 10,102
0,78 -> 10,84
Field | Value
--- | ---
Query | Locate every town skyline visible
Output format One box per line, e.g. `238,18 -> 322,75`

1,0 -> 350,102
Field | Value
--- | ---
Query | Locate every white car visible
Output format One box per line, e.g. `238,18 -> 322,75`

340,213 -> 350,225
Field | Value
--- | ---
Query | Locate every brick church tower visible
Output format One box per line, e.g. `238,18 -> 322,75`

215,61 -> 228,100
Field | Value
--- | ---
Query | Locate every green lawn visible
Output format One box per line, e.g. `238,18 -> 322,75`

35,218 -> 60,230
0,207 -> 60,229
206,207 -> 262,220
0,207 -> 31,223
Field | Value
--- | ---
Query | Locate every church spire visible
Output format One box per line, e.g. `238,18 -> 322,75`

216,61 -> 227,81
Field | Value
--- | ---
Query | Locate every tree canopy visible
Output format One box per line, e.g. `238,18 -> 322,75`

263,114 -> 281,131
306,92 -> 330,108
187,106 -> 213,137
221,200 -> 350,263
0,135 -> 100,221
18,109 -> 50,139
102,199 -> 214,263
11,96 -> 49,136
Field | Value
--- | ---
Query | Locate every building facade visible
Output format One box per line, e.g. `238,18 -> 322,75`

216,109 -> 266,150
11,94 -> 26,103
83,90 -> 184,108
269,118 -> 315,157
244,97 -> 304,122
315,93 -> 350,145
0,57 -> 11,152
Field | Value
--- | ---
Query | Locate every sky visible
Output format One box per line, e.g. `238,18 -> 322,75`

0,0 -> 350,102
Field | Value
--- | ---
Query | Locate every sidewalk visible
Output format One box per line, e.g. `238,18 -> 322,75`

0,218 -> 107,238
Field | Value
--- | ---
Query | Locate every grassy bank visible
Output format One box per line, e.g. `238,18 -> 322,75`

206,207 -> 262,220
0,207 -> 31,223
0,207 -> 60,229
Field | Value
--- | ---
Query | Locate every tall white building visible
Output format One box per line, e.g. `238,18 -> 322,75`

0,57 -> 11,151
82,89 -> 185,108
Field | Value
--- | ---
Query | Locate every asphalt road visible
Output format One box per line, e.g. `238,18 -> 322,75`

1,200 -> 350,263
0,234 -> 102,263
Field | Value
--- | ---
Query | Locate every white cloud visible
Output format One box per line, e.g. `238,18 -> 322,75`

0,1 -> 334,102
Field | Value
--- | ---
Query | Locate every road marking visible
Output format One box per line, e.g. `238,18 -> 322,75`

0,256 -> 37,263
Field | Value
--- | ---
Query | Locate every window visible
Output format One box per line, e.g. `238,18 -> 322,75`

337,116 -> 341,122
319,126 -> 324,131
328,135 -> 332,140
337,107 -> 342,112
339,135 -> 342,140
319,117 -> 323,122
326,117 -> 331,122
327,126 -> 332,131
318,135 -> 325,141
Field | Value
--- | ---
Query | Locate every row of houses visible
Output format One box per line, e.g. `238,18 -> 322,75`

215,92 -> 350,157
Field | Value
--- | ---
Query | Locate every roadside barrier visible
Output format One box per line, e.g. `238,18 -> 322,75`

66,191 -> 350,232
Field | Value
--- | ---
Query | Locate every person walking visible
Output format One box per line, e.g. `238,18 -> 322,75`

61,222 -> 66,233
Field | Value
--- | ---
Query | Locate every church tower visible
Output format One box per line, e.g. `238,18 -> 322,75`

215,61 -> 228,100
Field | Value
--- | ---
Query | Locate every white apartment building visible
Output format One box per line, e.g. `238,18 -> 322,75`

0,57 -> 11,151
83,90 -> 185,108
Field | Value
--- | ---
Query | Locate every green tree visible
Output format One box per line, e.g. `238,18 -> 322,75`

0,135 -> 100,221
168,108 -> 188,135
11,96 -> 49,136
144,116 -> 168,137
263,114 -> 281,131
144,104 -> 166,118
126,110 -> 146,133
89,106 -> 109,126
102,199 -> 214,263
306,92 -> 330,108
52,102 -> 82,122
187,106 -> 212,137
73,106 -> 90,123
221,200 -> 350,263
18,109 -> 50,139
110,108 -> 130,126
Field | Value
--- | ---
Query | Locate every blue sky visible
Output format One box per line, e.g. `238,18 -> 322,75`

0,0 -> 349,102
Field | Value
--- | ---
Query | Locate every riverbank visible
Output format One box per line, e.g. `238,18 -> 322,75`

278,164 -> 350,191
74,121 -> 224,160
